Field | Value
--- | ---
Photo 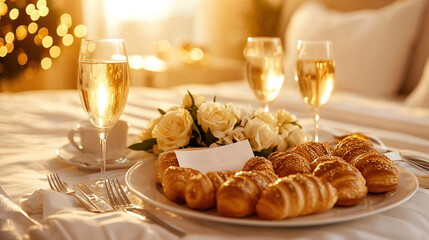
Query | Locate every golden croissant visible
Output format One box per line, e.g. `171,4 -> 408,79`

242,156 -> 274,173
353,151 -> 399,193
268,152 -> 311,177
334,136 -> 399,193
155,151 -> 179,184
185,170 -> 237,210
216,171 -> 278,217
162,166 -> 200,203
312,156 -> 368,206
286,142 -> 334,161
256,174 -> 338,220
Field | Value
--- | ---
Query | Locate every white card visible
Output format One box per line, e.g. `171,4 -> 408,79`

175,140 -> 255,173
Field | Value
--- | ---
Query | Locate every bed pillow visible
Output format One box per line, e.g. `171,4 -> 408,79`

405,58 -> 429,108
283,0 -> 426,98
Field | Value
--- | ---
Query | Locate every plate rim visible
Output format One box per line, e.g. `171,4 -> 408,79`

125,158 -> 418,227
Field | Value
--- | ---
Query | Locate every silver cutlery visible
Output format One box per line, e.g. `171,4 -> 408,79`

77,183 -> 113,212
104,178 -> 186,238
47,173 -> 101,213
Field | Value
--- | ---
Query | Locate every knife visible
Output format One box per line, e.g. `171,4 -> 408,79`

77,183 -> 114,212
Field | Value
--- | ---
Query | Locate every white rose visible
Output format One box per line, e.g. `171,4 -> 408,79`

275,131 -> 289,152
287,128 -> 307,146
244,117 -> 278,151
253,109 -> 277,126
197,102 -> 238,138
152,108 -> 193,151
140,116 -> 162,141
275,109 -> 297,126
183,92 -> 205,108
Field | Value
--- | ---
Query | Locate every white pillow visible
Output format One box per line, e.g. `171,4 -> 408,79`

284,0 -> 426,99
405,57 -> 429,108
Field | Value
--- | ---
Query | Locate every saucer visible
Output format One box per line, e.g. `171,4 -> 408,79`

56,135 -> 153,170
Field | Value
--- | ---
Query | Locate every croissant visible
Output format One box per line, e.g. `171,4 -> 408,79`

269,152 -> 311,177
334,136 -> 399,193
310,155 -> 346,172
256,174 -> 338,220
286,142 -> 334,161
185,170 -> 237,210
353,152 -> 399,193
333,136 -> 376,164
216,171 -> 278,217
162,166 -> 200,203
155,151 -> 179,184
242,156 -> 274,172
313,157 -> 368,206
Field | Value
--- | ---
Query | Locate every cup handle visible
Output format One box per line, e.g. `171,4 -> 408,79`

68,129 -> 83,152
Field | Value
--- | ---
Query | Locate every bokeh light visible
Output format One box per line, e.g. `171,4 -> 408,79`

9,8 -> 19,20
28,22 -> 38,34
60,13 -> 72,28
73,24 -> 86,38
41,57 -> 52,69
49,45 -> 60,58
17,51 -> 28,65
56,24 -> 67,37
16,25 -> 28,40
62,34 -> 73,46
42,35 -> 53,48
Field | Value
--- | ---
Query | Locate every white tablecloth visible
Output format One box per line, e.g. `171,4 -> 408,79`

1,81 -> 429,239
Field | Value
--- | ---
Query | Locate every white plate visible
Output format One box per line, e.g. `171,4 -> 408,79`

126,158 -> 418,227
56,135 -> 152,170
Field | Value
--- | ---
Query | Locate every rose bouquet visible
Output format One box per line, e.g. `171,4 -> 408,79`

129,91 -> 307,157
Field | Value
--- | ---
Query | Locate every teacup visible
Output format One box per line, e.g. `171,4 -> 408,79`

68,120 -> 129,161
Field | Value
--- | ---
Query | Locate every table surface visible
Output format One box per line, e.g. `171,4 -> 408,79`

1,81 -> 429,239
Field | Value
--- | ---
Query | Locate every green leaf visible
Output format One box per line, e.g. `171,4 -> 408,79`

158,108 -> 166,115
128,138 -> 157,151
254,147 -> 277,158
204,128 -> 218,146
187,90 -> 196,108
191,123 -> 206,147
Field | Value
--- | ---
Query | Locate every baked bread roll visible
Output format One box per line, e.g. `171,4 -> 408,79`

334,136 -> 376,164
216,171 -> 278,217
310,155 -> 346,172
286,142 -> 334,162
185,170 -> 236,210
242,156 -> 274,173
334,136 -> 399,193
313,157 -> 368,206
162,166 -> 200,203
256,174 -> 338,220
353,152 -> 399,193
269,152 -> 311,177
155,151 -> 179,184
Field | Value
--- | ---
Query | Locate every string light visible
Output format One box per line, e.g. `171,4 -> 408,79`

0,0 -> 87,77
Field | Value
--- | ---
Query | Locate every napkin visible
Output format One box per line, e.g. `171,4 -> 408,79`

18,189 -> 181,240
0,186 -> 40,240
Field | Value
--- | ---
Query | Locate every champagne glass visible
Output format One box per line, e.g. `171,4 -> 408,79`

296,41 -> 335,142
77,39 -> 130,191
244,37 -> 285,112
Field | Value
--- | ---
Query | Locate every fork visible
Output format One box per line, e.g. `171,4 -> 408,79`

47,173 -> 101,212
105,178 -> 186,238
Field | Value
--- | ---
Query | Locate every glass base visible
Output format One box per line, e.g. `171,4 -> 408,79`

90,178 -> 108,199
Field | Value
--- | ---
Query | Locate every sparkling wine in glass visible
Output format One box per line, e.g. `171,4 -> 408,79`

296,40 -> 335,142
244,37 -> 285,112
77,39 -> 130,191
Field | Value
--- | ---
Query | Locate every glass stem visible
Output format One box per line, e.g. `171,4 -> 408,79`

312,107 -> 320,142
262,103 -> 269,113
99,131 -> 109,179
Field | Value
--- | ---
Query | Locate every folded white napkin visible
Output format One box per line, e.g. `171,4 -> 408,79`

19,189 -> 180,240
